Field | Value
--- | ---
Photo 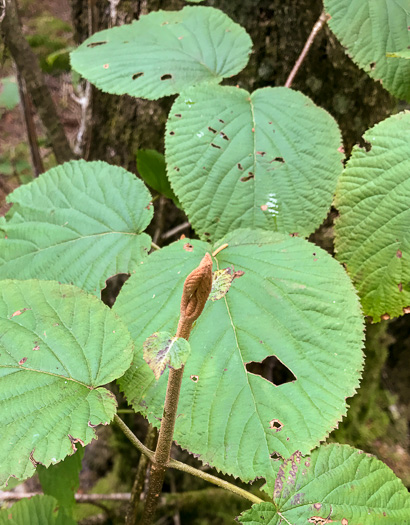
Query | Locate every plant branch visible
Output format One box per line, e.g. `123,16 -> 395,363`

16,70 -> 44,176
115,415 -> 264,506
0,0 -> 74,163
141,254 -> 213,524
126,425 -> 157,524
284,9 -> 330,88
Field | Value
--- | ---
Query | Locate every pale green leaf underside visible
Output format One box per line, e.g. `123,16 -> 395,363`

0,495 -> 72,525
143,332 -> 191,379
0,280 -> 134,487
238,444 -> 410,524
324,0 -> 410,101
166,85 -> 343,241
115,230 -> 364,484
70,6 -> 252,100
334,112 -> 410,322
0,160 -> 152,295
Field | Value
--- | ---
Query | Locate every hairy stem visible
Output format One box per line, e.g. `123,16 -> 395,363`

284,9 -> 330,88
141,254 -> 214,524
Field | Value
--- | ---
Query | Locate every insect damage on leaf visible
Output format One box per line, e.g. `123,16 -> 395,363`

143,332 -> 191,379
208,266 -> 244,301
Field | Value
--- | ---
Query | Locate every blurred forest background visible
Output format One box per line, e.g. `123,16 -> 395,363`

1,1 -> 409,523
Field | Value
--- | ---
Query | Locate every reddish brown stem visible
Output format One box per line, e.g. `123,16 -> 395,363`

285,10 -> 330,88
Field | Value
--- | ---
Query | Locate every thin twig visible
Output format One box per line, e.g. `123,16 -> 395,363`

161,221 -> 190,241
114,414 -> 155,461
284,9 -> 330,88
126,425 -> 157,525
151,242 -> 161,251
0,492 -> 131,502
16,69 -> 44,176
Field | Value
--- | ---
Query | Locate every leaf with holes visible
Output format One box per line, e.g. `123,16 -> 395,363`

324,0 -> 410,101
143,332 -> 191,379
335,112 -> 410,322
0,280 -> 133,487
70,6 -> 252,100
237,444 -> 410,524
166,85 -> 343,241
0,495 -> 76,525
0,160 -> 152,295
114,230 -> 364,485
137,149 -> 179,205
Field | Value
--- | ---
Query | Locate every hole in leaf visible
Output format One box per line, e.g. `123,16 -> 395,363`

245,355 -> 296,385
161,74 -> 173,81
237,163 -> 243,170
240,173 -> 254,182
273,157 -> 285,163
359,138 -> 372,151
190,375 -> 198,382
132,72 -> 144,80
208,126 -> 217,134
220,132 -> 229,140
174,113 -> 182,118
101,273 -> 130,307
87,41 -> 107,47
270,452 -> 283,460
211,143 -> 221,149
219,119 -> 225,123
183,243 -> 193,252
370,62 -> 376,70
169,131 -> 175,136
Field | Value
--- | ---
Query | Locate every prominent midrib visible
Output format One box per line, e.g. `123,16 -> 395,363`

0,364 -> 92,389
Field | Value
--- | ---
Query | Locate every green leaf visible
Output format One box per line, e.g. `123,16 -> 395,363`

0,495 -> 76,525
114,230 -> 364,484
334,111 -> 410,322
166,85 -> 343,241
0,160 -> 152,295
237,444 -> 410,524
37,447 -> 84,517
387,48 -> 410,59
0,76 -> 20,112
70,7 -> 252,100
143,332 -> 191,379
0,279 -> 133,487
137,149 -> 179,204
324,0 -> 410,101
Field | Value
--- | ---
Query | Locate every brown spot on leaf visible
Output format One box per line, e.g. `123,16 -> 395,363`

29,450 -> 40,467
183,243 -> 193,252
103,64 -> 109,69
256,151 -> 266,156
68,434 -> 85,452
169,131 -> 175,136
240,173 -> 254,182
341,519 -> 348,525
314,503 -> 322,510
234,270 -> 244,279
132,72 -> 144,80
403,306 -> 410,314
220,131 -> 229,140
251,127 -> 255,132
174,113 -> 182,118
269,419 -> 283,431
211,143 -> 221,149
19,357 -> 27,365
174,166 -> 180,171
273,156 -> 285,163
10,308 -> 29,318
261,204 -> 268,211
398,283 -> 403,292
88,421 -> 98,428
208,126 -> 217,134
270,452 -> 282,460
190,375 -> 198,382
396,250 -> 403,258
219,119 -> 225,123
237,163 -> 243,170
87,41 -> 107,47
289,232 -> 299,237
33,345 -> 40,351
161,73 -> 172,80
381,313 -> 390,320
